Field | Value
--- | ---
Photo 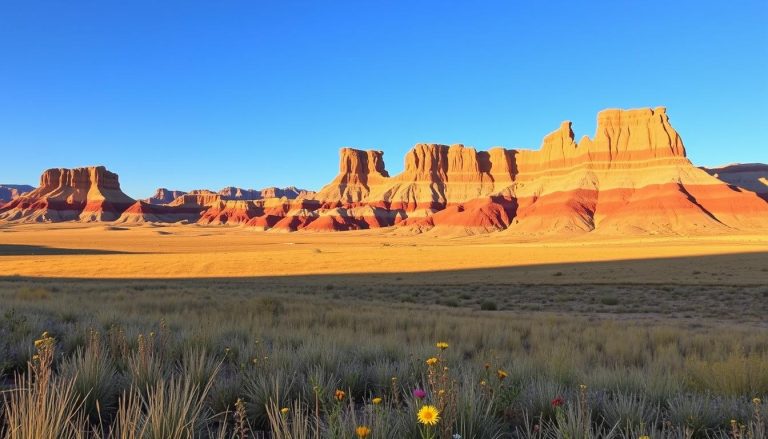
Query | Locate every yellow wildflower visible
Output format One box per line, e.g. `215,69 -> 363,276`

754,397 -> 762,404
426,357 -> 439,366
497,369 -> 508,380
436,342 -> 449,350
335,389 -> 346,401
417,405 -> 440,426
372,397 -> 383,405
280,407 -> 289,415
355,426 -> 371,438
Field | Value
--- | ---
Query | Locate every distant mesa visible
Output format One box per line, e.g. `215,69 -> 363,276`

3,107 -> 767,235
143,188 -> 188,205
702,163 -> 768,201
143,186 -> 314,205
0,184 -> 34,205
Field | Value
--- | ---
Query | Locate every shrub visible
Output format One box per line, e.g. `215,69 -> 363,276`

480,300 -> 498,311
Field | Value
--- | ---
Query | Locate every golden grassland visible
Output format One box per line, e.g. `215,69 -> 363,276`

1,223 -> 767,437
1,223 -> 767,282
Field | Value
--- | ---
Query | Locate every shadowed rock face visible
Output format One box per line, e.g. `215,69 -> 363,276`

702,163 -> 768,201
0,166 -> 135,222
4,108 -> 768,234
0,184 -> 34,204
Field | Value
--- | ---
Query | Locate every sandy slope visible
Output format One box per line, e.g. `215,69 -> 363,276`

0,223 -> 766,283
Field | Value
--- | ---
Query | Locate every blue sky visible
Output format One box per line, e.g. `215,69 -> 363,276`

1,1 -> 766,198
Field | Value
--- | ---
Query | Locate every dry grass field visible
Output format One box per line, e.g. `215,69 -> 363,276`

1,224 -> 767,438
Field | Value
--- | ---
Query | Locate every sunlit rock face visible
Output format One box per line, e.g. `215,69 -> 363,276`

4,108 -> 767,234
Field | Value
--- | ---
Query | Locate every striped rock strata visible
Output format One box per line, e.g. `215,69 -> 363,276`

3,108 -> 766,235
276,107 -> 768,234
0,167 -> 135,222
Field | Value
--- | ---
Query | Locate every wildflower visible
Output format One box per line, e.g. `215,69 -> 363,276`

496,369 -> 508,380
551,396 -> 565,408
426,357 -> 439,366
280,407 -> 289,415
417,405 -> 440,426
438,389 -> 445,396
413,388 -> 427,400
372,397 -> 383,405
335,389 -> 346,401
753,397 -> 762,405
355,426 -> 371,438
579,384 -> 587,391
436,342 -> 449,350
479,380 -> 487,386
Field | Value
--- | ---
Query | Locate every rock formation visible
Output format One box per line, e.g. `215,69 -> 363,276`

3,108 -> 767,235
0,167 -> 135,222
144,188 -> 188,205
0,184 -> 34,204
703,163 -> 768,201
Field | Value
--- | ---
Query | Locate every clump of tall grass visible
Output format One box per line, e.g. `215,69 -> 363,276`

61,330 -> 121,423
1,332 -> 85,439
599,392 -> 658,432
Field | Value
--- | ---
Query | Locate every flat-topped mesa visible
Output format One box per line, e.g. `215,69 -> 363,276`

312,148 -> 389,205
0,166 -> 135,222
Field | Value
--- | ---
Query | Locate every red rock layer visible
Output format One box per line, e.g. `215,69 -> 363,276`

0,167 -> 135,222
4,108 -> 766,235
273,107 -> 768,234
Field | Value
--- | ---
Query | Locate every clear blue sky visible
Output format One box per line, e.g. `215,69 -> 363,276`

2,1 -> 766,198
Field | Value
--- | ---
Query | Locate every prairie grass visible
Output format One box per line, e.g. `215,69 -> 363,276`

0,276 -> 766,437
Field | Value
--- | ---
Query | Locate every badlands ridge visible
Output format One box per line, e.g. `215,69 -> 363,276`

2,107 -> 767,235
